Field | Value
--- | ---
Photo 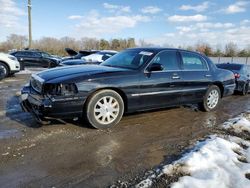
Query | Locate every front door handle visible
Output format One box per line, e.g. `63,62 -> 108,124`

172,76 -> 180,79
205,74 -> 212,77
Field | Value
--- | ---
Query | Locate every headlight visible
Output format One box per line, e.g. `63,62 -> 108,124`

44,83 -> 78,96
8,55 -> 17,61
30,75 -> 44,93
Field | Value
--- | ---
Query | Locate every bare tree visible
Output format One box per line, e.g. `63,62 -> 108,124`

80,38 -> 100,50
195,42 -> 212,56
225,42 -> 238,57
99,39 -> 110,50
110,39 -> 120,50
5,34 -> 28,50
1,34 -> 250,57
61,37 -> 79,51
127,38 -> 136,48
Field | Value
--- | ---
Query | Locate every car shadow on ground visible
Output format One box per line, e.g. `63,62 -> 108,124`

5,94 -> 201,130
124,104 -> 199,117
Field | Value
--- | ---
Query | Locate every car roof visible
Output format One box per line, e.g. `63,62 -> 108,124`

127,47 -> 202,54
15,50 -> 43,53
62,59 -> 85,63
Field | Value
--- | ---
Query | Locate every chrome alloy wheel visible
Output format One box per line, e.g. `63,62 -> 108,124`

207,89 -> 219,109
94,96 -> 120,125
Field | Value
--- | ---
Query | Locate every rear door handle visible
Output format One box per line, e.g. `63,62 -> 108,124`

205,74 -> 212,77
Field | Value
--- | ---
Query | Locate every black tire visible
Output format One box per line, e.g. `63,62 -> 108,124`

84,89 -> 124,129
241,83 -> 249,95
199,85 -> 221,112
0,62 -> 10,78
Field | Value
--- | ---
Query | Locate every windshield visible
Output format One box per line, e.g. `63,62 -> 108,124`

41,52 -> 51,58
101,50 -> 154,69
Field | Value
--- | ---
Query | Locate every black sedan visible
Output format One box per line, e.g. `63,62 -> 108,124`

216,63 -> 250,95
20,48 -> 235,129
10,50 -> 61,68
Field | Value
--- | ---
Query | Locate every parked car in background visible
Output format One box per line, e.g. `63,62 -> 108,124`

20,48 -> 235,129
10,50 -> 61,68
81,50 -> 117,63
216,63 -> 250,95
59,50 -> 117,66
0,52 -> 20,77
59,59 -> 86,66
62,48 -> 99,61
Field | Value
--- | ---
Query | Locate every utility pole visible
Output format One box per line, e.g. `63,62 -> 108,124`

28,0 -> 32,48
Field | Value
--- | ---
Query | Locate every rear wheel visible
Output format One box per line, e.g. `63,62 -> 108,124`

0,62 -> 9,78
241,83 -> 249,95
199,85 -> 221,112
84,90 -> 124,129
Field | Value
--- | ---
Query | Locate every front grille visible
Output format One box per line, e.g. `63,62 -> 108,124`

30,74 -> 44,93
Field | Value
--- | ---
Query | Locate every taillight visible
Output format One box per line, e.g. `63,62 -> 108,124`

234,73 -> 240,79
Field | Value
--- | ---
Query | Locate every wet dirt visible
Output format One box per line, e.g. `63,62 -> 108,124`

0,74 -> 249,187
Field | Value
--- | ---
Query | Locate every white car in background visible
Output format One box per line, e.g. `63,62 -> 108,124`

81,50 -> 117,63
0,52 -> 20,77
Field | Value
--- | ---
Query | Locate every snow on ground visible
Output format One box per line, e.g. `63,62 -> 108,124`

136,112 -> 250,188
223,113 -> 250,133
16,68 -> 46,75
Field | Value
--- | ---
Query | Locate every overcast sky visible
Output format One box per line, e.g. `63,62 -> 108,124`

0,0 -> 249,48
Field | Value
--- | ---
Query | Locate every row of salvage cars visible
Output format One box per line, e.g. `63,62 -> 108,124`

9,47 -> 249,129
8,48 -> 118,69
0,48 -> 117,79
60,49 -> 117,66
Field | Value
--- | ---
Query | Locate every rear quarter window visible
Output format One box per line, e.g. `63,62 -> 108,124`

15,51 -> 26,56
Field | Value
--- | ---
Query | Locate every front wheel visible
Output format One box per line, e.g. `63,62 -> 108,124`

84,90 -> 124,129
0,62 -> 9,78
199,85 -> 221,112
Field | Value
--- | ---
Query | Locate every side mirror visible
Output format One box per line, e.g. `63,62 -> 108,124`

148,63 -> 164,72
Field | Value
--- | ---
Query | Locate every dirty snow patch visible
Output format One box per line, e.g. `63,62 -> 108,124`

137,112 -> 250,188
16,68 -> 46,75
223,113 -> 250,133
164,136 -> 250,188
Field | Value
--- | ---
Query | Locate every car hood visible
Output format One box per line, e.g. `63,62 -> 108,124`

36,65 -> 131,83
62,56 -> 74,61
65,48 -> 78,56
60,59 -> 86,66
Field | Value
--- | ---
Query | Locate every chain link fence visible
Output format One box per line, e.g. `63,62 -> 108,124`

209,57 -> 249,64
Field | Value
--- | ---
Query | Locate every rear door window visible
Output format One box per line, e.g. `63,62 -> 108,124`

30,52 -> 41,58
151,50 -> 180,71
181,52 -> 208,70
15,51 -> 26,56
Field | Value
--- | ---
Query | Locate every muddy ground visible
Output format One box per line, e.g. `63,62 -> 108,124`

0,73 -> 249,188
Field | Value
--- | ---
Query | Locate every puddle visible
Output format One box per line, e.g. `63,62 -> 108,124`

0,129 -> 20,139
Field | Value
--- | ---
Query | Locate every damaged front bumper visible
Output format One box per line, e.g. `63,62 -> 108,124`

20,86 -> 86,123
